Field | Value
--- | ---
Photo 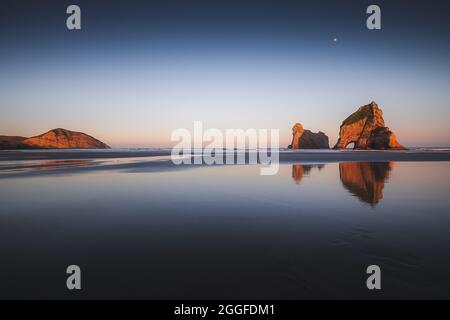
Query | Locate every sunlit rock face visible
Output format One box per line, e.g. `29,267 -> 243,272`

21,128 -> 110,149
339,162 -> 395,206
289,123 -> 304,149
334,101 -> 405,150
288,123 -> 329,149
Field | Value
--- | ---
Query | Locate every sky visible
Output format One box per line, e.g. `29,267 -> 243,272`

1,0 -> 450,147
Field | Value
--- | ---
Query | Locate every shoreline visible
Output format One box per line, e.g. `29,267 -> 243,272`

1,149 -> 450,179
1,149 -> 450,162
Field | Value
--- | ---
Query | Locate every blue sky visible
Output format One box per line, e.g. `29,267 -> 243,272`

1,0 -> 449,147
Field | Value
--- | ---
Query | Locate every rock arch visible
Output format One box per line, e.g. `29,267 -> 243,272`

334,101 -> 405,150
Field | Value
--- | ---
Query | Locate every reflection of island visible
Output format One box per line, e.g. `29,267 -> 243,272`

339,162 -> 395,206
292,164 -> 325,184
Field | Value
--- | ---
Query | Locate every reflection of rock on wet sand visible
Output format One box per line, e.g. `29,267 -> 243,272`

292,164 -> 325,184
339,162 -> 395,206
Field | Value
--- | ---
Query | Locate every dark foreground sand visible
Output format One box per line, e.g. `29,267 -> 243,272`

1,150 -> 450,298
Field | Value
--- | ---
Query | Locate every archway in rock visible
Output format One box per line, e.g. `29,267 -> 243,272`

346,142 -> 355,149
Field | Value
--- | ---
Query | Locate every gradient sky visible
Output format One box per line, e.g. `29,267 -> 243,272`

1,0 -> 450,147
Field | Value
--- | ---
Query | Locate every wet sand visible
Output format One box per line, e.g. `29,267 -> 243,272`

0,149 -> 172,161
1,150 -> 450,299
1,149 -> 450,178
1,161 -> 450,299
1,149 -> 450,162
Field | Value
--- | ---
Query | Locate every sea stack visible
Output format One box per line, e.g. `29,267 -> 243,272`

0,128 -> 110,149
333,101 -> 405,150
288,123 -> 329,149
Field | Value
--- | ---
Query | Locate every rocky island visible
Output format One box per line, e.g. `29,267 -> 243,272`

0,128 -> 110,149
334,101 -> 405,150
288,123 -> 330,149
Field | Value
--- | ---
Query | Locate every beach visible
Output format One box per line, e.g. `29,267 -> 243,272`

1,149 -> 450,299
1,149 -> 450,177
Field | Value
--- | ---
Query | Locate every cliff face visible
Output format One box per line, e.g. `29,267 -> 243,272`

334,102 -> 405,150
290,123 -> 304,149
367,126 -> 404,150
288,123 -> 329,149
0,128 -> 110,149
339,161 -> 395,206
